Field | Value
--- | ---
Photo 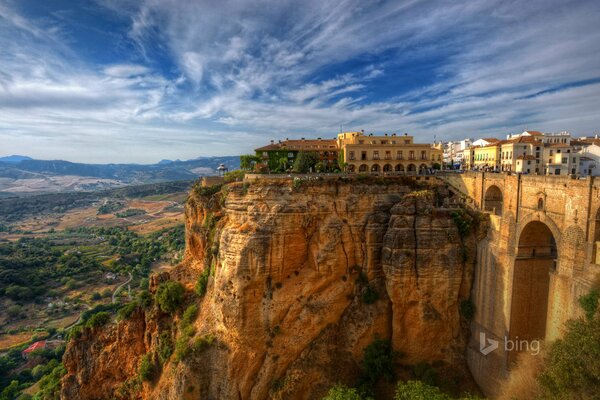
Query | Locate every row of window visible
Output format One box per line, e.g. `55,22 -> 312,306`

348,150 -> 441,162
356,139 -> 412,145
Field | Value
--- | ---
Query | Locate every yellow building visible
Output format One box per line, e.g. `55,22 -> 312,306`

337,131 -> 443,173
473,140 -> 501,171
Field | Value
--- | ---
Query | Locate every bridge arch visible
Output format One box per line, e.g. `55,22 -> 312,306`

509,220 -> 557,354
484,185 -> 503,216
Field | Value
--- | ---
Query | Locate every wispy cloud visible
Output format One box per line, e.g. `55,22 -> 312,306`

0,0 -> 599,163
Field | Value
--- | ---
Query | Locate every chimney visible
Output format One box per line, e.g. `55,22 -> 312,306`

384,133 -> 388,136
404,133 -> 408,136
361,129 -> 364,134
270,140 -> 274,144
317,137 -> 321,140
301,137 -> 305,141
286,137 -> 289,141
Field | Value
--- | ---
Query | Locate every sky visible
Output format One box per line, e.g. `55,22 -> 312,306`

1,0 -> 600,164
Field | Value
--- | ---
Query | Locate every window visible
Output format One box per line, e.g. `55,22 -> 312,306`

409,151 -> 415,160
359,140 -> 364,144
373,151 -> 380,160
349,151 -> 355,160
555,168 -> 561,175
262,152 -> 268,157
536,152 -> 540,158
381,140 -> 388,145
385,151 -> 391,160
397,151 -> 403,160
573,157 -> 576,163
562,157 -> 567,164
405,140 -> 410,144
361,151 -> 367,160
538,198 -> 544,210
527,160 -> 531,165
550,150 -> 553,156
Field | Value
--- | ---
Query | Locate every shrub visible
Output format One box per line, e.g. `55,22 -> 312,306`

138,354 -> 154,381
118,302 -> 139,320
155,281 -> 184,314
182,304 -> 198,327
361,339 -> 396,387
86,311 -> 111,328
395,380 -> 449,400
578,289 -> 599,320
195,268 -> 210,297
158,331 -> 173,364
191,334 -> 215,354
224,170 -> 245,182
538,313 -> 600,399
322,384 -> 363,400
450,209 -> 473,238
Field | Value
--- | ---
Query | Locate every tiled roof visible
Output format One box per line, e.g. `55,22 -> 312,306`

23,341 -> 46,354
255,139 -> 337,152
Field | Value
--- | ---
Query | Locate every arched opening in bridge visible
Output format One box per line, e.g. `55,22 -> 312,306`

484,185 -> 503,216
509,221 -> 556,357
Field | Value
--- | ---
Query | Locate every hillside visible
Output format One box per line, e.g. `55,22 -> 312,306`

0,156 -> 240,194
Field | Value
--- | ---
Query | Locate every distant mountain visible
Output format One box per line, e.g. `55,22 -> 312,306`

0,155 -> 33,163
0,155 -> 240,194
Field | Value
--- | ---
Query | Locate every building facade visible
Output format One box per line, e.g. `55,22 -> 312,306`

255,138 -> 338,171
337,131 -> 443,173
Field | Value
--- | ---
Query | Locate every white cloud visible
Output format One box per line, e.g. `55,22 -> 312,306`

1,0 -> 599,163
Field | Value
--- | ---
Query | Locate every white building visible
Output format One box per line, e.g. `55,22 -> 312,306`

578,143 -> 600,176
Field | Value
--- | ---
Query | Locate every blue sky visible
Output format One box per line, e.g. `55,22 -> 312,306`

1,0 -> 600,163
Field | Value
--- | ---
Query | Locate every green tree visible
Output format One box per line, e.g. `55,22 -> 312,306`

293,151 -> 319,173
138,354 -> 155,381
155,281 -> 184,314
240,155 -> 260,170
322,384 -> 363,400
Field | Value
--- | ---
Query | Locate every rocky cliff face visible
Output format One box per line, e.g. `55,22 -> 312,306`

62,178 -> 485,400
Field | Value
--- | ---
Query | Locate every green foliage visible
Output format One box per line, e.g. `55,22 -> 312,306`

361,339 -> 396,387
224,170 -> 245,182
450,209 -> 474,238
191,334 -> 215,354
538,312 -> 600,399
182,304 -> 198,326
85,311 -> 111,328
158,331 -> 173,364
138,290 -> 152,308
155,281 -> 184,314
117,302 -> 139,321
194,183 -> 223,197
195,268 -> 211,297
239,154 -> 261,170
292,151 -> 320,173
578,289 -> 599,320
322,384 -> 363,400
138,354 -> 155,382
394,380 -> 449,400
32,364 -> 66,400
115,208 -> 146,218
459,299 -> 475,321
412,362 -> 438,386
96,200 -> 125,215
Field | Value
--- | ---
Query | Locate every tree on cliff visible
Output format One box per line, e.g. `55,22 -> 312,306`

293,151 -> 319,173
155,281 -> 184,314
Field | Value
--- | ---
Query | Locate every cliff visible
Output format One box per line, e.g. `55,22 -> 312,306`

62,177 -> 485,400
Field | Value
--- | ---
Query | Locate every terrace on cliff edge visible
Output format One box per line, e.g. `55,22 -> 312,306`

58,172 -> 600,400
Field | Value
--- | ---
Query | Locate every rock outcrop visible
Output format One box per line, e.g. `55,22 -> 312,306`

62,177 -> 485,400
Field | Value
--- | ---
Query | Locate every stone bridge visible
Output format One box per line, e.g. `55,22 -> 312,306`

439,172 -> 600,397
